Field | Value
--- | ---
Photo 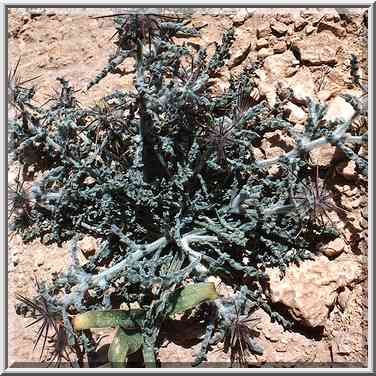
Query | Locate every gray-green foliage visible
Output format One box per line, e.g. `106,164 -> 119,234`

11,12 -> 367,367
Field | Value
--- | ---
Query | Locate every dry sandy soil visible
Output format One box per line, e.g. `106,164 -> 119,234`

7,7 -> 369,368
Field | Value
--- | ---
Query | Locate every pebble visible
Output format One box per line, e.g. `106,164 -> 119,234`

256,38 -> 269,50
361,207 -> 368,219
360,218 -> 368,230
257,23 -> 270,38
294,16 -> 308,31
336,160 -> 358,181
333,334 -> 352,355
351,198 -> 361,209
305,25 -> 315,35
270,20 -> 288,36
321,238 -> 346,258
318,21 -> 346,37
79,235 -> 97,257
257,48 -> 274,58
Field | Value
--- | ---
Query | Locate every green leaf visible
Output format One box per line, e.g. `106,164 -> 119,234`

108,326 -> 143,368
72,309 -> 145,330
168,282 -> 218,315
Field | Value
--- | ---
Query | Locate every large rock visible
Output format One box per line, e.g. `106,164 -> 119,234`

293,31 -> 340,65
267,256 -> 365,328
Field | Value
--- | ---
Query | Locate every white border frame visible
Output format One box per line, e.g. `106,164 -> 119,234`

1,1 -> 374,373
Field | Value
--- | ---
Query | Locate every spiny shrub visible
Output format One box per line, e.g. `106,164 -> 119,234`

10,11 -> 367,367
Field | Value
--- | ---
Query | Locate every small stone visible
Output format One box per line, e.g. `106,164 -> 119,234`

361,207 -> 368,220
257,48 -> 273,58
337,288 -> 351,311
30,9 -> 43,17
321,238 -> 346,258
257,23 -> 270,38
323,9 -> 340,22
350,216 -> 363,232
351,198 -> 361,209
273,41 -> 287,54
270,20 -> 288,36
275,13 -> 294,25
294,16 -> 308,31
305,25 -> 315,35
324,96 -> 356,123
286,67 -> 315,105
45,10 -> 56,16
360,218 -> 368,229
284,102 -> 306,123
83,176 -> 96,185
336,160 -> 358,181
359,196 -> 368,208
229,37 -> 252,68
255,38 -> 269,50
318,21 -> 346,38
231,8 -> 254,26
79,236 -> 97,257
333,334 -> 352,355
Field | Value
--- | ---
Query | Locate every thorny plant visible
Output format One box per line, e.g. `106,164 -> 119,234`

10,10 -> 367,368
289,166 -> 349,228
223,305 -> 262,367
15,277 -> 73,367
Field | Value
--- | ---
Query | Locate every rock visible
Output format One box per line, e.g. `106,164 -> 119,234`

260,140 -> 285,160
361,207 -> 368,220
284,102 -> 306,123
321,237 -> 346,258
359,218 -> 368,230
267,256 -> 365,327
301,8 -> 321,19
257,23 -> 270,38
257,48 -> 273,59
79,235 -> 97,257
294,31 -> 340,65
273,40 -> 287,54
285,67 -> 315,105
270,20 -> 288,36
294,16 -> 308,31
309,142 -> 339,166
30,9 -> 43,17
318,21 -> 346,38
255,38 -> 269,50
333,333 -> 352,355
228,33 -> 252,68
83,176 -> 96,186
322,9 -> 340,22
336,160 -> 358,181
263,50 -> 299,80
337,288 -> 351,311
305,25 -> 315,35
275,13 -> 294,25
231,8 -> 254,26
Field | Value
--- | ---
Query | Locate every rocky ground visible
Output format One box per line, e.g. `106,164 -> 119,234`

8,7 -> 368,368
